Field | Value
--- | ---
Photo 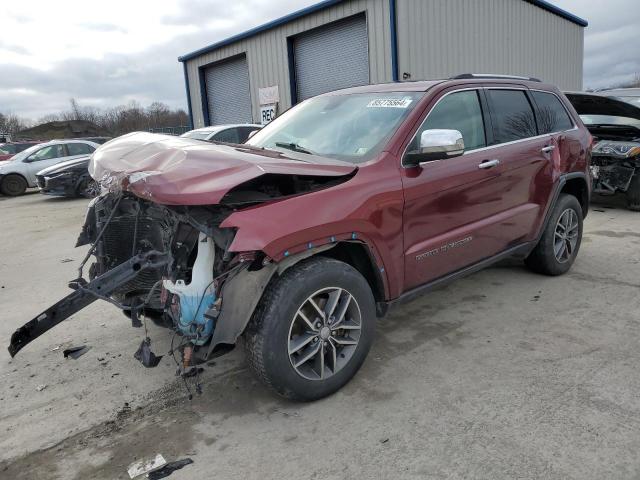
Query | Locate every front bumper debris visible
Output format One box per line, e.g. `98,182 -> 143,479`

8,250 -> 169,357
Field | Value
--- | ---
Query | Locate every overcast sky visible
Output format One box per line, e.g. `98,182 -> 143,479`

0,0 -> 638,121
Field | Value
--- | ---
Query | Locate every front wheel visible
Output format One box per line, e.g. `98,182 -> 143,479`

244,257 -> 376,401
0,174 -> 28,196
525,193 -> 583,276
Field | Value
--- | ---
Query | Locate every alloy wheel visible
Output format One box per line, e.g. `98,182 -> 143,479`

288,287 -> 362,381
554,208 -> 579,263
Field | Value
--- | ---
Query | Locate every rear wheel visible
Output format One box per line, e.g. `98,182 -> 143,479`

0,174 -> 28,196
627,173 -> 640,211
244,257 -> 376,401
525,193 -> 583,276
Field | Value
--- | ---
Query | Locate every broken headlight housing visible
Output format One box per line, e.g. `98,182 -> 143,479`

592,141 -> 640,158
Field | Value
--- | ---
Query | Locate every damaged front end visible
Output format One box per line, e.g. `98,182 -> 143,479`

10,192 -> 266,364
590,140 -> 640,194
9,133 -> 357,368
10,190 -> 283,369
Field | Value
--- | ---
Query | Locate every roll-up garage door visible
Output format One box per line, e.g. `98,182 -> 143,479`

294,15 -> 369,101
205,55 -> 252,125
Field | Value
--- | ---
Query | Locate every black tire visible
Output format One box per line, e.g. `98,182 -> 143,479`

76,177 -> 99,198
244,257 -> 376,401
0,174 -> 28,196
627,173 -> 640,211
525,193 -> 583,276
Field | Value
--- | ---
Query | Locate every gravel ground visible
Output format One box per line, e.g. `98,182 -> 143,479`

0,191 -> 639,480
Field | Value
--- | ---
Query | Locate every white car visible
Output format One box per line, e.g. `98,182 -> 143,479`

180,124 -> 262,143
0,139 -> 100,196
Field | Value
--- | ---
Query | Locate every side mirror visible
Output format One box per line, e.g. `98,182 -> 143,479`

247,129 -> 259,140
404,129 -> 465,166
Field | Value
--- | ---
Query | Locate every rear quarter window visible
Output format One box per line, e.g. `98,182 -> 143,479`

531,91 -> 574,133
487,90 -> 537,143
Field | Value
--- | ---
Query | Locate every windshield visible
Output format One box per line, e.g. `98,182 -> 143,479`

6,143 -> 44,162
580,114 -> 640,127
180,130 -> 217,141
246,92 -> 424,163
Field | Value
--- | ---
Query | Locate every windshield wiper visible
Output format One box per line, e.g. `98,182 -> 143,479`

274,142 -> 315,155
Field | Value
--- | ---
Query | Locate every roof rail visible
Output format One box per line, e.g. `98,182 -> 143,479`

452,73 -> 542,82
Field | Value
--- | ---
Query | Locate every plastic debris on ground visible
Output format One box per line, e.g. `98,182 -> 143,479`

148,458 -> 194,479
134,338 -> 163,368
63,345 -> 90,359
127,454 -> 166,479
36,384 -> 47,391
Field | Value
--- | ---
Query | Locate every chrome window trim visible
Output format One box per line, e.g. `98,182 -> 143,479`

401,87 -> 485,168
401,86 -> 580,169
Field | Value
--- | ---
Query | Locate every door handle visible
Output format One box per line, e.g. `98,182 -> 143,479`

478,159 -> 500,169
541,145 -> 556,153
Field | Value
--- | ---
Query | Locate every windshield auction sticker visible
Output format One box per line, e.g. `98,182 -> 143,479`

366,97 -> 413,108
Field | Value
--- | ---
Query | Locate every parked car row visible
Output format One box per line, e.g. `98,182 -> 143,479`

3,91 -> 639,211
0,127 -> 261,198
0,141 -> 42,162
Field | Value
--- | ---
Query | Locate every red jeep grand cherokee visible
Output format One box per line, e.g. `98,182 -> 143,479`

10,75 -> 591,400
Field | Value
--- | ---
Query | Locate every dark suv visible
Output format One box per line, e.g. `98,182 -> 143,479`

10,75 -> 591,401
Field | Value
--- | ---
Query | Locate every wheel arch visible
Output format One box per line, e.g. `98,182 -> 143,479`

203,240 -> 388,360
560,174 -> 590,218
318,242 -> 386,305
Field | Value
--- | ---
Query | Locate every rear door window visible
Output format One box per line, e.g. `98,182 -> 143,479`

530,91 -> 574,133
409,90 -> 487,153
486,90 -> 537,143
67,143 -> 95,155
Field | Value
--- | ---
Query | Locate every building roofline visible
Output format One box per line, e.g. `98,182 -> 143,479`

178,0 -> 587,63
178,0 -> 345,62
524,0 -> 588,27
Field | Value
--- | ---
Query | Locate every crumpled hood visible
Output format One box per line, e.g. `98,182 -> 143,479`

89,132 -> 357,205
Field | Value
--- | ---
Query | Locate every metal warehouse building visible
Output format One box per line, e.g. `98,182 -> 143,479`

178,0 -> 587,128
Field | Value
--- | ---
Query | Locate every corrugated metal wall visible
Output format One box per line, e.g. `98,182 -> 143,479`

396,0 -> 583,90
184,0 -> 584,128
294,14 -> 370,100
185,0 -> 392,128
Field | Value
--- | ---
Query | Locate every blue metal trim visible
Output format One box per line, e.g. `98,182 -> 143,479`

526,0 -> 588,27
286,37 -> 298,105
198,66 -> 210,126
178,0 -> 346,62
389,0 -> 398,82
182,63 -> 193,129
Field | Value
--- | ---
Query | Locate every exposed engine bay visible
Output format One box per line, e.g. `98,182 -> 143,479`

589,129 -> 640,195
9,193 -> 262,370
564,92 -> 640,207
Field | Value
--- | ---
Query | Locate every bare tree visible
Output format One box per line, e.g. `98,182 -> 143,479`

0,112 -> 30,135
2,98 -> 188,139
